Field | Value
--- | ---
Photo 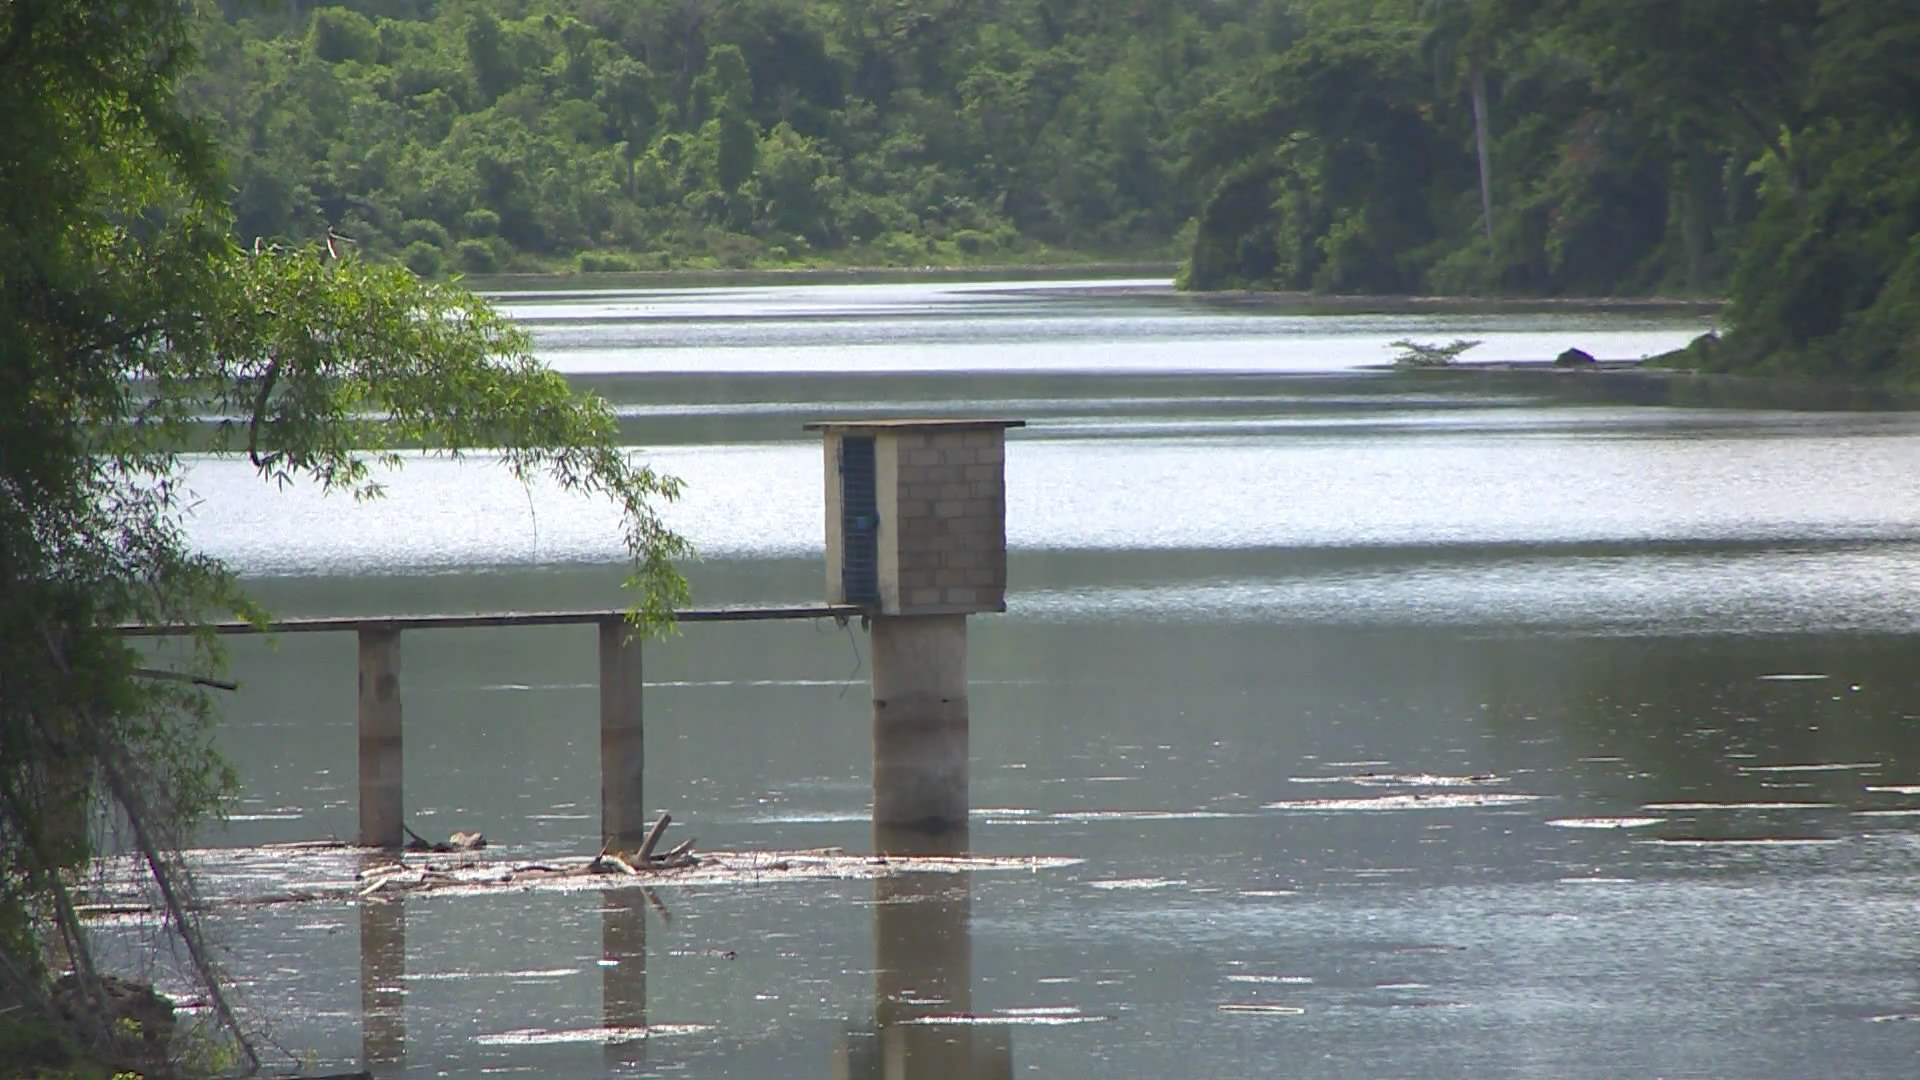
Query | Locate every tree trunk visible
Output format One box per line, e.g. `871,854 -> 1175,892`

1680,146 -> 1718,294
1470,58 -> 1494,247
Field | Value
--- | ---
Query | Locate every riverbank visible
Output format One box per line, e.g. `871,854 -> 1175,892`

1057,282 -> 1726,315
467,265 -> 1731,319
1373,357 -> 1920,410
468,261 -> 1180,296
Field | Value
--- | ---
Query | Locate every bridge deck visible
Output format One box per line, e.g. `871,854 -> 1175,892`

120,604 -> 865,636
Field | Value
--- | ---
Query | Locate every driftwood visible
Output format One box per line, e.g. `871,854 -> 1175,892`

131,666 -> 239,692
354,812 -> 703,898
402,823 -> 487,853
589,812 -> 699,874
635,813 -> 672,862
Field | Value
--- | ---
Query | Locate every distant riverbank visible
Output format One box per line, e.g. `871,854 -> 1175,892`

1056,282 -> 1726,316
467,265 -> 1728,319
1372,356 -> 1920,410
469,261 -> 1181,296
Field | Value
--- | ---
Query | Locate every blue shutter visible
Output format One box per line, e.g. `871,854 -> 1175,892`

839,436 -> 880,607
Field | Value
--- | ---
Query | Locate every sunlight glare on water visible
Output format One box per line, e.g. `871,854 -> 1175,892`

129,280 -> 1920,1080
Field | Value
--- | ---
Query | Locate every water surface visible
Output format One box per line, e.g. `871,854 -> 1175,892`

131,280 -> 1920,1078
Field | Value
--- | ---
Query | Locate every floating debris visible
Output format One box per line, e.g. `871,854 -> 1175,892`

1547,817 -> 1665,829
77,843 -> 1083,915
1087,877 -> 1187,891
1641,837 -> 1842,847
1641,801 -> 1833,811
1740,762 -> 1880,773
1050,809 -> 1248,822
1287,773 -> 1505,788
402,823 -> 487,854
1219,1003 -> 1305,1016
473,1024 -> 711,1046
903,1009 -> 1108,1026
1263,793 -> 1542,812
1349,773 -> 1505,788
405,968 -> 575,982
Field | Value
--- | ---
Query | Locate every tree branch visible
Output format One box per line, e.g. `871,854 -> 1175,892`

247,356 -> 283,469
131,666 -> 238,692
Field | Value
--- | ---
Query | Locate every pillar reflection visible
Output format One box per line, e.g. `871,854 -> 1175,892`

836,827 -> 1012,1080
357,893 -> 405,1076
601,886 -> 648,1072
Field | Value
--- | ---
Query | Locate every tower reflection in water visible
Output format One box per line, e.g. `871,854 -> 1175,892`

355,838 -> 1011,1077
357,859 -> 406,1075
835,828 -> 1012,1080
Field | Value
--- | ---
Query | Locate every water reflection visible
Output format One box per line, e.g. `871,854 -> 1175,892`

357,880 -> 405,1075
600,889 -> 647,1073
170,285 -> 1920,1078
836,828 -> 1011,1080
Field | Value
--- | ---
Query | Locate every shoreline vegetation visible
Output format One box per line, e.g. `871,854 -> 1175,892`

188,2 -> 1918,382
470,260 -> 1725,315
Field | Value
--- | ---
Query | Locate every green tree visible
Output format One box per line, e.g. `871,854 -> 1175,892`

597,56 -> 661,195
698,45 -> 761,197
1185,24 -> 1446,292
0,0 -> 688,1065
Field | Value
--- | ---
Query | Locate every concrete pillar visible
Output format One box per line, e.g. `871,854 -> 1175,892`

357,628 -> 403,849
599,619 -> 646,847
870,615 -> 969,831
358,890 -> 406,1074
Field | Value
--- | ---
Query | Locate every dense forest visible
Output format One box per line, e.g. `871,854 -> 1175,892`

189,0 -> 1920,377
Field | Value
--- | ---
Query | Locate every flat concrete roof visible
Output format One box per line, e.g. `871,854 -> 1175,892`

802,418 -> 1026,431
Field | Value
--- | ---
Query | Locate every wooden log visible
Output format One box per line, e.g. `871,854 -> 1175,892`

636,812 -> 672,863
131,666 -> 239,691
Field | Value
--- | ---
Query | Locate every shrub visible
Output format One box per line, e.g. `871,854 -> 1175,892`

399,219 -> 450,250
455,238 -> 498,274
577,252 -> 637,273
401,241 -> 443,278
461,208 -> 500,238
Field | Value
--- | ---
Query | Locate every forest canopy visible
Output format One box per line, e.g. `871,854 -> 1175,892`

191,0 -> 1920,376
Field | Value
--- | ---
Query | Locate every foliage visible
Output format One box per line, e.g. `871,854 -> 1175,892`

1185,0 -> 1920,379
161,0 -> 1920,376
184,0 -> 1271,273
1,0 -> 688,1066
1389,338 -> 1483,368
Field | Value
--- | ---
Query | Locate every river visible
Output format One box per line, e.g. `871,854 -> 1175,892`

124,280 -> 1920,1077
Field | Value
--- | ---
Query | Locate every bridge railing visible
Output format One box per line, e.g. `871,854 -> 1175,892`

121,605 -> 864,847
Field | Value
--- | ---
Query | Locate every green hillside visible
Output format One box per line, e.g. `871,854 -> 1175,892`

189,0 -> 1920,377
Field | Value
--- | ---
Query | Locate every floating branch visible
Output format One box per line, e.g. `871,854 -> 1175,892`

131,667 -> 238,691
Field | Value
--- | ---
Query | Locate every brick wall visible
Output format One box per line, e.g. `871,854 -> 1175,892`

889,428 -> 1007,612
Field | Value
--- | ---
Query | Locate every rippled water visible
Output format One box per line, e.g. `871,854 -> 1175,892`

115,281 -> 1920,1078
